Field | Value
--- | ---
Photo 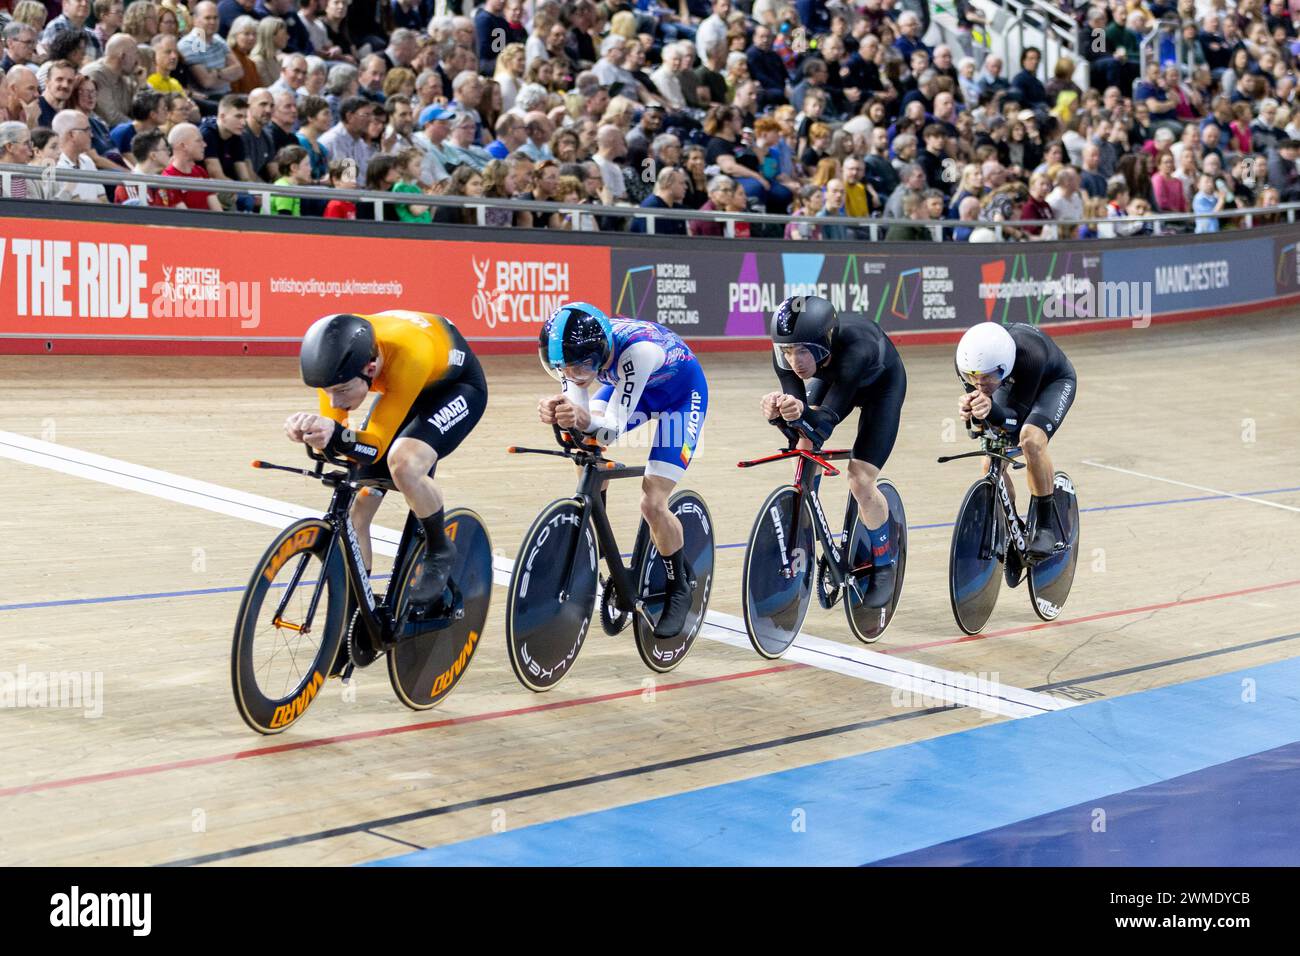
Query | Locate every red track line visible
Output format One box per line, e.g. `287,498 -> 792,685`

881,577 -> 1300,655
0,662 -> 803,799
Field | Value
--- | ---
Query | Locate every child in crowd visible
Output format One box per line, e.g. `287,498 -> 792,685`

322,159 -> 358,219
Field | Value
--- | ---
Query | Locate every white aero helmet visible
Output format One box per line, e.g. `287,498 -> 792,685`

956,322 -> 1016,384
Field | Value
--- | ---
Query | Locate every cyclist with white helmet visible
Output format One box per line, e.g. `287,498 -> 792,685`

955,321 -> 1076,571
286,310 -> 488,614
537,302 -> 709,640
761,295 -> 908,608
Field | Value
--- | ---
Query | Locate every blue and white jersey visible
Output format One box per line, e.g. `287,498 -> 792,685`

562,318 -> 698,443
561,318 -> 708,482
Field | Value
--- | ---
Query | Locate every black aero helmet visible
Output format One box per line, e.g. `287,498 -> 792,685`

300,313 -> 377,388
770,294 -> 837,369
538,301 -> 614,380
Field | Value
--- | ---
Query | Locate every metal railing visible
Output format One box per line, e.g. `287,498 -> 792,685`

975,0 -> 1090,91
3,161 -> 1296,239
1139,15 -> 1185,80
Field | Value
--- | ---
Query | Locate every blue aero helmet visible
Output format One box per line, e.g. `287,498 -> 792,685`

538,302 -> 615,380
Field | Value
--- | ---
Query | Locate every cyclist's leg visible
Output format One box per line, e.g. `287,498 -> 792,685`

349,488 -> 385,571
644,362 -> 707,637
847,359 -> 905,556
1021,374 -> 1075,495
847,459 -> 888,535
388,366 -> 489,602
1022,375 -> 1076,556
640,474 -> 684,558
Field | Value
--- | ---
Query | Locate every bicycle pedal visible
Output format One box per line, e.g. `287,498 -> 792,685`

340,662 -> 355,683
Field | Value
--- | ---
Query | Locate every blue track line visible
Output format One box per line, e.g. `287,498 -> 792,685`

6,485 -> 1297,613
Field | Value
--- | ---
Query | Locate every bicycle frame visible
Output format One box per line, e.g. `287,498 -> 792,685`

738,439 -> 853,587
510,425 -> 649,616
258,448 -> 430,646
937,423 -> 1027,562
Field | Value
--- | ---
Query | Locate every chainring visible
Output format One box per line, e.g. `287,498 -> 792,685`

599,575 -> 631,635
346,607 -> 381,668
816,554 -> 840,609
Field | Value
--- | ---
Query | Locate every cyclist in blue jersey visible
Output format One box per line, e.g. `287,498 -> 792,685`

538,302 -> 709,640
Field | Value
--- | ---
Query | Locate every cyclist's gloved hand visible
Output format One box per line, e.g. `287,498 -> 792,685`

799,406 -> 840,445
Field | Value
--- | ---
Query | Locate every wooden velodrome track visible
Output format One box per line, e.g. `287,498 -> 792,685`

1,308 -> 1297,866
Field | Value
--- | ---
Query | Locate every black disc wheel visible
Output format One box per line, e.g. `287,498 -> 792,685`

844,479 -> 908,644
949,479 -> 1004,636
506,498 -> 599,692
1028,472 -> 1081,622
631,491 -> 715,673
741,486 -> 815,659
388,509 -> 494,710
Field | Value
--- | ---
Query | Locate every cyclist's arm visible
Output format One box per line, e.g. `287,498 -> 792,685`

323,337 -> 444,463
583,340 -> 665,444
561,375 -> 593,417
316,394 -> 382,465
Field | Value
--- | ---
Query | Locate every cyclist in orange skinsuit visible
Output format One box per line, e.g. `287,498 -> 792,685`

285,310 -> 488,607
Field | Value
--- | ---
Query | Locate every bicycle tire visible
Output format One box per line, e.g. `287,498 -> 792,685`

741,485 -> 816,659
844,478 -> 908,644
231,519 -> 347,735
631,490 -> 715,673
505,498 -> 599,692
949,479 -> 1004,636
387,508 -> 494,710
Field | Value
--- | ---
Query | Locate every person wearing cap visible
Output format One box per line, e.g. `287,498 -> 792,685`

413,103 -> 455,183
440,110 -> 493,172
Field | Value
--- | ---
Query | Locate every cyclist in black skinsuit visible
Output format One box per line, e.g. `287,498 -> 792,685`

954,321 -> 1077,579
761,295 -> 908,607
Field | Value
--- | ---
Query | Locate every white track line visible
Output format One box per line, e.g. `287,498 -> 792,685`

703,611 -> 1068,716
1082,459 -> 1300,514
0,431 -> 513,585
3,430 -> 1058,717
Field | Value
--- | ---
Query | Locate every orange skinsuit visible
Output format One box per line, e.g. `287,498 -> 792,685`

317,310 -> 462,460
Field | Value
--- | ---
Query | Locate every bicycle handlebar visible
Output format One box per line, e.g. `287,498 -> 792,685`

250,446 -> 391,488
769,415 -> 822,451
507,422 -> 631,472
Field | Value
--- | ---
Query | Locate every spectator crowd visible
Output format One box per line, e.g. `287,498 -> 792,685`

2,0 -> 1300,238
